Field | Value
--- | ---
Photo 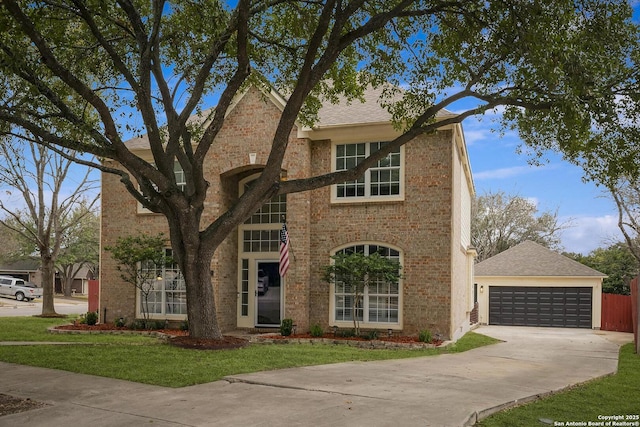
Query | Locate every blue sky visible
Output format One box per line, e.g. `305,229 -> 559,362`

462,110 -> 621,255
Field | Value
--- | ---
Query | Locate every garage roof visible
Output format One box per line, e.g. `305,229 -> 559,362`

475,240 -> 606,277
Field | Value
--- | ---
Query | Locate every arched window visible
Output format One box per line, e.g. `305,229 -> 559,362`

332,243 -> 402,326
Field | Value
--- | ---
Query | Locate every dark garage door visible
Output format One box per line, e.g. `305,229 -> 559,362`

489,286 -> 592,328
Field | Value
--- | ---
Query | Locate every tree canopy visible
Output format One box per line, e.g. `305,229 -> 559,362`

566,242 -> 639,295
0,0 -> 637,338
472,190 -> 566,262
607,177 -> 640,265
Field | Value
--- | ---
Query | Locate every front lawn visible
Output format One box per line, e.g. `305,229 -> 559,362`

0,317 -> 499,387
477,344 -> 640,427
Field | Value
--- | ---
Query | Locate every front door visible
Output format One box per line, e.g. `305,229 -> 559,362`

236,174 -> 287,329
256,261 -> 281,327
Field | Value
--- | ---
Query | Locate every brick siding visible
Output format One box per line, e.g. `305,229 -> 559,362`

100,86 -> 466,338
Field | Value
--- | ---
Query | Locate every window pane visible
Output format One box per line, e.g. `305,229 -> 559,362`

244,179 -> 287,224
334,142 -> 400,199
333,243 -> 400,324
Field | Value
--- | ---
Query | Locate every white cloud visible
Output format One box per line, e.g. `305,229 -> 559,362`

559,215 -> 622,254
474,165 -> 538,180
462,129 -> 491,145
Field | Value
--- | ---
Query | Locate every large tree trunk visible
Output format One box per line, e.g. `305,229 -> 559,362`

40,255 -> 58,316
170,210 -> 223,340
182,247 -> 222,340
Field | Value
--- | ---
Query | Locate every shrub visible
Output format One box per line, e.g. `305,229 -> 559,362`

114,317 -> 126,327
152,320 -> 167,330
129,319 -> 147,330
337,329 -> 356,338
310,323 -> 323,337
418,329 -> 432,343
85,311 -> 98,326
180,319 -> 189,331
363,330 -> 378,340
280,318 -> 294,336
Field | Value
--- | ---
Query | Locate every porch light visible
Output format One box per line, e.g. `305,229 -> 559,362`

480,285 -> 484,293
156,275 -> 163,281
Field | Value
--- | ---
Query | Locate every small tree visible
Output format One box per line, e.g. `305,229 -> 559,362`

106,233 -> 169,327
322,252 -> 401,336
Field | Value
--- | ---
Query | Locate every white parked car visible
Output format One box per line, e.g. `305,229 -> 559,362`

0,276 -> 43,301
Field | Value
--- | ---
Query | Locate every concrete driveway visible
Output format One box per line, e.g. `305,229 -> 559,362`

0,326 -> 631,427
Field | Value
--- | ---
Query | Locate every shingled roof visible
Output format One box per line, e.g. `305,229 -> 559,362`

474,240 -> 606,277
313,84 -> 454,127
125,83 -> 456,149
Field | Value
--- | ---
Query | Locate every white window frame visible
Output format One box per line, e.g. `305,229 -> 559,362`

135,249 -> 187,320
331,142 -> 404,203
329,242 -> 403,330
137,162 -> 187,214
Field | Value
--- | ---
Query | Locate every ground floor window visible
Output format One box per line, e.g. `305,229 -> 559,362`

138,249 -> 187,318
333,244 -> 401,325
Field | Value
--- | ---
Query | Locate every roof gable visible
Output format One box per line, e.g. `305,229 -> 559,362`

475,240 -> 606,277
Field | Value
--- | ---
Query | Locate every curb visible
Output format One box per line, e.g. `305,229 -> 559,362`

462,373 -> 618,426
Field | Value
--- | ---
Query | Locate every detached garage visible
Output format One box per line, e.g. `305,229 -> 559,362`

475,241 -> 605,329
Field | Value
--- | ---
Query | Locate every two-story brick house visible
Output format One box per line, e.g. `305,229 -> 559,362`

99,84 -> 476,340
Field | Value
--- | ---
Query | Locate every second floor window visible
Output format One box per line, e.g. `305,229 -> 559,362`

173,162 -> 186,192
334,142 -> 402,200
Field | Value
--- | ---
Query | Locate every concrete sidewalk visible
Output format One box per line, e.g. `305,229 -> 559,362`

0,326 -> 632,427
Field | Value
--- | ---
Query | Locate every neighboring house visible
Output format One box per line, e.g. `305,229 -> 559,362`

99,85 -> 476,340
0,260 -> 41,284
0,260 -> 93,294
475,240 -> 606,329
55,264 -> 96,295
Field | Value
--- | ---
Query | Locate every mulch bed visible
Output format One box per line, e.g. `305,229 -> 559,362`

270,333 -> 442,345
52,324 -> 442,349
0,394 -> 48,417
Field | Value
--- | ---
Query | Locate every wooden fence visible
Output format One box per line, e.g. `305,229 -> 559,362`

601,292 -> 633,332
631,277 -> 638,353
88,279 -> 99,313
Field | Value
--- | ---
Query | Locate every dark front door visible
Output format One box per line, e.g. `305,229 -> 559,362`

256,261 -> 281,327
489,286 -> 592,328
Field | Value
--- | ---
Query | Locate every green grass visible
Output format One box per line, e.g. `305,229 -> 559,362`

0,316 -> 157,344
477,344 -> 640,427
0,317 -> 499,387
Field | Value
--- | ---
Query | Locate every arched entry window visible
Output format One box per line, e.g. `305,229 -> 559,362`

331,243 -> 402,328
237,174 -> 286,328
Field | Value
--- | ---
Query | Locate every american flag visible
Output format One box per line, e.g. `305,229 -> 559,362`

279,223 -> 290,277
